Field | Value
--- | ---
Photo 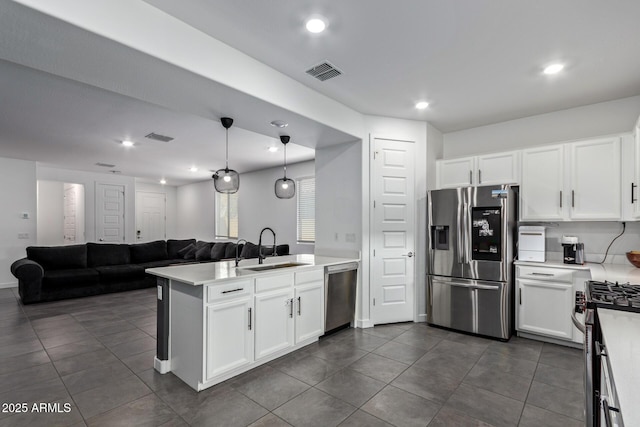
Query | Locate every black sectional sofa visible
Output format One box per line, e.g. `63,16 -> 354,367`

11,239 -> 289,304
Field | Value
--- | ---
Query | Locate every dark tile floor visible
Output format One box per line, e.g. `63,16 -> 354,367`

0,287 -> 585,426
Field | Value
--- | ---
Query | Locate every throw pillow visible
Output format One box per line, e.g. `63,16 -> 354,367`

178,243 -> 196,260
240,242 -> 260,259
210,242 -> 228,261
224,243 -> 237,259
195,243 -> 213,261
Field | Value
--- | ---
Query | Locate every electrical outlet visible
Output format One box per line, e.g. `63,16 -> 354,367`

18,233 -> 29,239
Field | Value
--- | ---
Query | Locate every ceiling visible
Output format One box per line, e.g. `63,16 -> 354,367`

147,0 -> 640,132
1,0 -> 640,185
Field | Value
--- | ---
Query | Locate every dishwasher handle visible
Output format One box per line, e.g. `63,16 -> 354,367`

325,263 -> 358,274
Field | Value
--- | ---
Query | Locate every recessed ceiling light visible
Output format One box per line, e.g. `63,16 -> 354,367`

121,140 -> 134,147
160,179 -> 167,185
415,101 -> 430,110
306,17 -> 326,33
189,166 -> 198,172
270,120 -> 288,128
543,63 -> 564,75
268,146 -> 279,153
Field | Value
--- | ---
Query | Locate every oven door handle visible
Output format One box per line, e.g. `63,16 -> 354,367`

571,312 -> 585,334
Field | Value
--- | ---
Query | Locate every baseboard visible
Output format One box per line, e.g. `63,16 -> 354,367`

415,313 -> 427,323
517,331 -> 582,349
0,281 -> 17,289
154,357 -> 171,374
355,318 -> 374,328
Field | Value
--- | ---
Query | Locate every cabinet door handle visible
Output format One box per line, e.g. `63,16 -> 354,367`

572,190 -> 575,208
248,308 -> 252,330
632,183 -> 637,204
222,288 -> 244,294
529,272 -> 554,277
478,169 -> 482,184
519,289 -> 522,305
289,298 -> 294,318
297,296 -> 301,315
469,170 -> 472,185
559,191 -> 562,208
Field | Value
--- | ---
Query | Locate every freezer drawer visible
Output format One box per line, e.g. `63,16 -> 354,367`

427,275 -> 511,340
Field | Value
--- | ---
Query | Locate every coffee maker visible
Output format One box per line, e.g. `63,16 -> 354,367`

562,235 -> 584,264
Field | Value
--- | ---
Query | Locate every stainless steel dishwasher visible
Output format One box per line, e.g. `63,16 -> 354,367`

324,263 -> 358,332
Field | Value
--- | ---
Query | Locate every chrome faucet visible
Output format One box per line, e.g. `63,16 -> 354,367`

235,239 -> 247,267
258,227 -> 276,264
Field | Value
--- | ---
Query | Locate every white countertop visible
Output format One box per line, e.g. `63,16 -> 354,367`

146,254 -> 359,285
514,260 -> 640,284
597,308 -> 640,427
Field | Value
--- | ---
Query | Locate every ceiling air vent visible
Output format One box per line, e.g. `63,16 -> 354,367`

145,132 -> 174,142
305,61 -> 342,82
95,162 -> 116,168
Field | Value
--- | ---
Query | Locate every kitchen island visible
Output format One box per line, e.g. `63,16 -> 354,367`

146,254 -> 359,391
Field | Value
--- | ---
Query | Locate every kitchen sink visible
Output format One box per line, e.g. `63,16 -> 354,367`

237,262 -> 308,272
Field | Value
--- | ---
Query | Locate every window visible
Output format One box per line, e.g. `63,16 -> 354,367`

297,177 -> 315,243
215,192 -> 238,239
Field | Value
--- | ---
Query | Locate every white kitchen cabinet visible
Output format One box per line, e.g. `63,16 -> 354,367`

569,137 -> 621,220
631,121 -> 640,219
520,144 -> 565,221
205,296 -> 254,381
520,137 -> 621,221
436,151 -> 519,189
476,151 -> 520,186
516,266 -> 574,341
436,157 -> 475,188
254,287 -> 294,361
294,281 -> 324,343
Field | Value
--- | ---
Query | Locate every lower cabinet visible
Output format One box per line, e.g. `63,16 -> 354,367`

205,296 -> 254,381
295,281 -> 324,343
254,287 -> 294,361
516,266 -> 575,341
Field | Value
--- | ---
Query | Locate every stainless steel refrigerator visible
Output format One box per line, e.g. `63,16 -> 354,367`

427,185 -> 516,340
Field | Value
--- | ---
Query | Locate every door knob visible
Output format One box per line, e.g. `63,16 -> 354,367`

99,238 -> 104,242
403,252 -> 414,257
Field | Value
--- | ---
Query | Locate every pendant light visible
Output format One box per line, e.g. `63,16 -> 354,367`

275,135 -> 295,199
212,117 -> 240,193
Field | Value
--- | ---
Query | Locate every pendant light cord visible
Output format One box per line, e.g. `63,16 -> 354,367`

225,127 -> 229,170
283,143 -> 287,179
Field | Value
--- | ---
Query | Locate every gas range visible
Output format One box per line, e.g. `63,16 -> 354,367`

581,280 -> 640,313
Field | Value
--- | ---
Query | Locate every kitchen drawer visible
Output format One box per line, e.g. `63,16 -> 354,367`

295,269 -> 323,286
517,266 -> 574,283
207,280 -> 253,303
255,273 -> 293,293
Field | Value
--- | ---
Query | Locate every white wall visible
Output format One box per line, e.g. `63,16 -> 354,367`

239,161 -> 314,254
0,157 -> 37,287
176,180 -> 216,240
37,166 -> 137,243
443,95 -> 640,158
37,180 -> 64,246
135,181 -> 178,239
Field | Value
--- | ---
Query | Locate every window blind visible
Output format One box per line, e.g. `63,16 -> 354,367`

297,177 -> 315,242
215,192 -> 238,239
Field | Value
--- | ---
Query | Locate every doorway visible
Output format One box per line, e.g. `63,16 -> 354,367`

136,191 -> 166,242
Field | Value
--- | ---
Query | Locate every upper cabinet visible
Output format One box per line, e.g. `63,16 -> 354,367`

520,144 -> 565,221
520,137 -> 621,221
436,151 -> 520,189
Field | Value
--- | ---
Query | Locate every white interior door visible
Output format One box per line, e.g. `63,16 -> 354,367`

96,183 -> 125,242
136,191 -> 166,242
371,137 -> 416,324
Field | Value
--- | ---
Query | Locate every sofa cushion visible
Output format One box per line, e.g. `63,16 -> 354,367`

42,268 -> 99,288
129,240 -> 168,264
137,260 -> 173,269
27,245 -> 88,270
210,242 -> 228,261
167,239 -> 196,259
87,243 -> 131,267
178,243 -> 196,260
224,243 -> 241,259
195,242 -> 213,261
240,242 -> 260,259
95,265 -> 145,282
